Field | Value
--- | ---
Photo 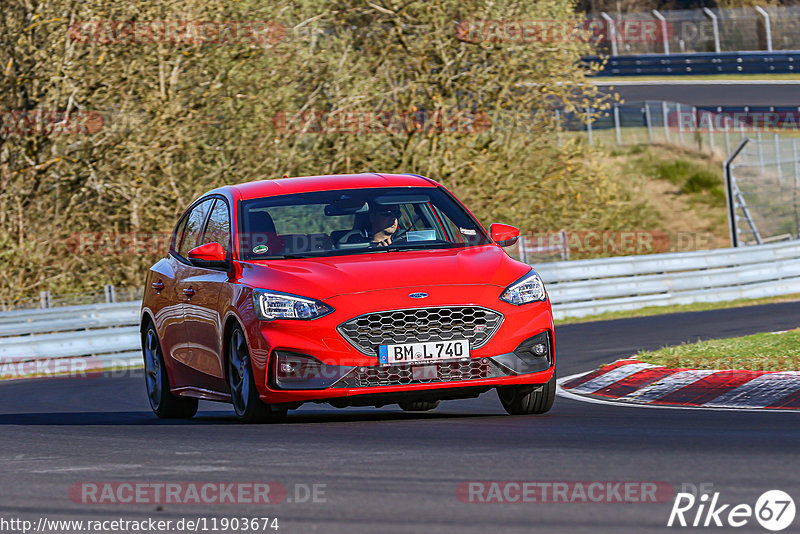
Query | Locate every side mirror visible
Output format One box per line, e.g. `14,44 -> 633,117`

187,242 -> 229,269
490,223 -> 520,247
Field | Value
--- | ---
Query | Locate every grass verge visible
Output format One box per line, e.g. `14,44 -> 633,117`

635,328 -> 800,372
556,293 -> 800,325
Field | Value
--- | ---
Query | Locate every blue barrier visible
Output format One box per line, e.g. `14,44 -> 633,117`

586,50 -> 800,76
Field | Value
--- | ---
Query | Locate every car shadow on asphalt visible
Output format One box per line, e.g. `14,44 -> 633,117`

0,410 -> 505,426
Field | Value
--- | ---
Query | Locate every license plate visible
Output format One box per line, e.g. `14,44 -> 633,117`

378,340 -> 470,365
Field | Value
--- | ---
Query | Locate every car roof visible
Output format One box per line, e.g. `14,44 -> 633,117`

215,173 -> 437,201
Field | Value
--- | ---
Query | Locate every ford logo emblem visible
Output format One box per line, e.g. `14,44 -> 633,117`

408,292 -> 429,299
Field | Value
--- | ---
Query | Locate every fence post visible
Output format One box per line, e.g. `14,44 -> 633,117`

793,138 -> 800,239
613,105 -> 621,145
586,107 -> 593,145
600,12 -> 618,56
724,111 -> 731,155
644,103 -> 653,143
40,291 -> 51,309
703,8 -> 721,53
757,131 -> 765,172
652,10 -> 670,54
104,284 -> 116,304
676,103 -> 685,145
724,139 -> 749,247
692,106 -> 700,150
661,101 -> 670,143
754,6 -> 773,52
560,230 -> 570,261
706,111 -> 715,155
775,133 -> 782,181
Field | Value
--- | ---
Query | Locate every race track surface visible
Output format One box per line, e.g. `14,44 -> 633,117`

596,81 -> 800,106
1,301 -> 800,533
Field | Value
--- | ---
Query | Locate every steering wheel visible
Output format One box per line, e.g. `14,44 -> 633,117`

335,229 -> 369,247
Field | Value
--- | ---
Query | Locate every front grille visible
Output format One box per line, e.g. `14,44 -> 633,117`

333,358 -> 510,388
337,306 -> 503,356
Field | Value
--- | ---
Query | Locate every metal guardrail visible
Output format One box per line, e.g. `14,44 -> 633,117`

538,239 -> 800,319
1,240 -> 799,370
588,50 -> 800,77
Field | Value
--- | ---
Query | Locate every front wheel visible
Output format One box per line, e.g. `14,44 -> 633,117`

497,373 -> 556,415
228,326 -> 287,423
142,325 -> 198,419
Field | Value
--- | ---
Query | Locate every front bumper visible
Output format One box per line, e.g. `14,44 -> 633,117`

244,285 -> 555,404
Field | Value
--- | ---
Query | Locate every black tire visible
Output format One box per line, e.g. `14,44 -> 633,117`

398,400 -> 440,412
497,373 -> 556,415
142,325 -> 198,419
227,326 -> 287,423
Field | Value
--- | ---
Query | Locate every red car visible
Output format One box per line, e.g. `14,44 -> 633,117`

140,173 -> 555,422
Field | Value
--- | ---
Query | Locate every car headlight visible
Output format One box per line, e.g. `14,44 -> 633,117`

252,289 -> 333,320
499,270 -> 547,305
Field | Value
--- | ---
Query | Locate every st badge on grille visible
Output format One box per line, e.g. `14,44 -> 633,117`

408,292 -> 429,299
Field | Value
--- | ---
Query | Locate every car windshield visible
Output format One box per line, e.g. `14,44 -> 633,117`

238,187 -> 491,260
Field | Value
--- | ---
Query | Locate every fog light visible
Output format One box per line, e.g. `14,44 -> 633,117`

271,351 -> 353,390
489,332 -> 553,375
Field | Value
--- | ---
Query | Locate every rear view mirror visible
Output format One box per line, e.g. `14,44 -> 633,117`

187,242 -> 229,269
490,223 -> 520,247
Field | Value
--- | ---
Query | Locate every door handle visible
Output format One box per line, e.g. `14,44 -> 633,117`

151,281 -> 165,291
182,287 -> 196,297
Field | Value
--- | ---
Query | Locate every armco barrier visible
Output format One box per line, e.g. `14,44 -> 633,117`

587,50 -> 800,76
1,240 -> 799,373
537,240 -> 800,319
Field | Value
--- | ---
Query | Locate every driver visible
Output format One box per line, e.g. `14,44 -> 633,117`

368,205 -> 401,247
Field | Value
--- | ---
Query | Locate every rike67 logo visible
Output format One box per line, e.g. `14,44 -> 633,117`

668,489 -> 795,531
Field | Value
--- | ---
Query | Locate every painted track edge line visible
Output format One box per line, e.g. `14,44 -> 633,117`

556,372 -> 800,413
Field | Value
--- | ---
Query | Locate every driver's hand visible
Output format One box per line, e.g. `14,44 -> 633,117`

373,234 -> 392,247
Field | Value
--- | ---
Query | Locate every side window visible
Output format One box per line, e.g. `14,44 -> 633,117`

171,215 -> 189,253
177,199 -> 214,257
202,199 -> 231,252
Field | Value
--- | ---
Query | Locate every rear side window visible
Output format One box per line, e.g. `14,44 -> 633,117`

177,199 -> 214,257
203,199 -> 231,253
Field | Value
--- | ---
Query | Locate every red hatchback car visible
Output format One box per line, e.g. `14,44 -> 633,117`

140,173 -> 556,422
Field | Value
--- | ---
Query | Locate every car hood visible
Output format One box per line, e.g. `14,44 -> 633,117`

238,245 -> 530,301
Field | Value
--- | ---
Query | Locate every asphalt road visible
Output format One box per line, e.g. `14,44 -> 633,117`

2,301 -> 800,533
595,80 -> 800,106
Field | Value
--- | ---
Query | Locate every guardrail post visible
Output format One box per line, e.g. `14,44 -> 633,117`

40,291 -> 51,309
104,284 -> 116,304
724,139 -> 749,247
754,6 -> 773,52
702,8 -> 721,53
652,10 -> 670,55
600,12 -> 618,56
586,107 -> 593,145
613,105 -> 621,145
